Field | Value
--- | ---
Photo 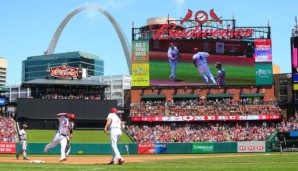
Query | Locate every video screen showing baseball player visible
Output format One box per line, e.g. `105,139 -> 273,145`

192,47 -> 216,85
16,123 -> 29,160
44,113 -> 75,162
104,108 -> 125,165
149,39 -> 258,86
167,43 -> 180,81
215,62 -> 226,85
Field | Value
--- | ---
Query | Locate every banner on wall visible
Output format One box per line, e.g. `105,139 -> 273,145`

237,141 -> 265,152
254,39 -> 272,62
138,143 -> 155,154
192,143 -> 214,153
0,142 -> 16,154
131,115 -> 281,122
132,41 -> 150,86
155,143 -> 167,154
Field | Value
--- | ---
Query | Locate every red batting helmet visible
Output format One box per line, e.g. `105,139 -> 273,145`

68,113 -> 75,119
193,48 -> 199,52
110,108 -> 118,114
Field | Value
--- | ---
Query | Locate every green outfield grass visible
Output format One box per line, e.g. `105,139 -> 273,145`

26,130 -> 132,143
150,61 -> 255,85
0,153 -> 298,171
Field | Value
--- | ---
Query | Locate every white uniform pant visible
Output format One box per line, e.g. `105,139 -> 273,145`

198,64 -> 216,84
110,129 -> 122,161
45,132 -> 68,159
20,140 -> 27,157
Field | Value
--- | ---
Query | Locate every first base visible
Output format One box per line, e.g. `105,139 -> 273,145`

30,160 -> 45,163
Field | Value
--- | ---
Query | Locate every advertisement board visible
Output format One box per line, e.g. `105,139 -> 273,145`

292,37 -> 298,83
255,62 -> 273,85
131,115 -> 281,122
0,142 -> 16,154
132,41 -> 150,86
138,143 -> 155,154
192,142 -> 214,153
237,141 -> 265,152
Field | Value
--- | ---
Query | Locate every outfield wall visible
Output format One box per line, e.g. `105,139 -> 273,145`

13,141 -> 268,155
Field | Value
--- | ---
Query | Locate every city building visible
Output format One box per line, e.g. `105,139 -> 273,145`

0,58 -> 8,86
22,51 -> 104,82
84,74 -> 131,107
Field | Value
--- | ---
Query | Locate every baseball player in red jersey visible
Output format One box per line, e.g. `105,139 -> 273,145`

44,113 -> 75,162
104,108 -> 124,165
16,124 -> 29,160
192,48 -> 216,84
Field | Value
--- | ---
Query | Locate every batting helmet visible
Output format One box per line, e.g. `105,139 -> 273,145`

22,124 -> 29,128
68,113 -> 75,119
193,48 -> 199,52
110,108 -> 118,114
215,62 -> 222,67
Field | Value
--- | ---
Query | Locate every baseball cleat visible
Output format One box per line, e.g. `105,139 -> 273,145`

23,157 -> 29,160
16,154 -> 19,160
59,157 -> 67,162
118,159 -> 125,165
108,161 -> 115,165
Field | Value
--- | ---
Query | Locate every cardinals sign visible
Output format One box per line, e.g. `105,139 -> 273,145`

149,9 -> 254,40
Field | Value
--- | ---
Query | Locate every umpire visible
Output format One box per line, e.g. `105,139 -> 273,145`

278,133 -> 286,154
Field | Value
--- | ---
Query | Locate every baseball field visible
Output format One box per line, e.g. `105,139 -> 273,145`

1,152 -> 298,171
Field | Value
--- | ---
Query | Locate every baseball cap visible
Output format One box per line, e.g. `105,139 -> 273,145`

68,113 -> 75,119
22,124 -> 29,128
110,108 -> 118,113
193,48 -> 199,52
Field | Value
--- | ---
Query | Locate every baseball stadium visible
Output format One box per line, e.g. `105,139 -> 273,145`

1,5 -> 298,171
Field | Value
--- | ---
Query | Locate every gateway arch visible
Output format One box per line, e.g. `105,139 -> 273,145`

47,5 -> 131,74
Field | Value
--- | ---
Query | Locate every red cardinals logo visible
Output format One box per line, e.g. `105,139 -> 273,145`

180,9 -> 222,25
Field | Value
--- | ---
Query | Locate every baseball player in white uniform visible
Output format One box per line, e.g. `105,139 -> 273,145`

16,124 -> 29,160
192,48 -> 216,84
104,108 -> 124,165
44,113 -> 75,162
168,43 -> 180,81
215,62 -> 226,85
65,118 -> 74,157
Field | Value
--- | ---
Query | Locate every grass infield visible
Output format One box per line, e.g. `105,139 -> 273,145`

26,130 -> 132,143
0,153 -> 298,171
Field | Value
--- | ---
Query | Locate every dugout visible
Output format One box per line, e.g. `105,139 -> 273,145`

17,79 -> 117,129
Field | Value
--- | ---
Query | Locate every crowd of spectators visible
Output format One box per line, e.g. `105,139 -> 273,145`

130,98 -> 281,117
0,115 -> 17,142
33,88 -> 103,100
125,121 -> 277,143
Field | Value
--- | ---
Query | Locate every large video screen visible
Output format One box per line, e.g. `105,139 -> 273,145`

132,39 -> 273,86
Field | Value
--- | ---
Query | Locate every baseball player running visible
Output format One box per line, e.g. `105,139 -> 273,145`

104,108 -> 125,165
168,43 -> 180,81
215,62 -> 226,85
65,117 -> 74,157
16,124 -> 29,160
192,48 -> 216,84
44,113 -> 75,162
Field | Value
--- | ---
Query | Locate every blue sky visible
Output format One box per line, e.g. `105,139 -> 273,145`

0,0 -> 297,85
